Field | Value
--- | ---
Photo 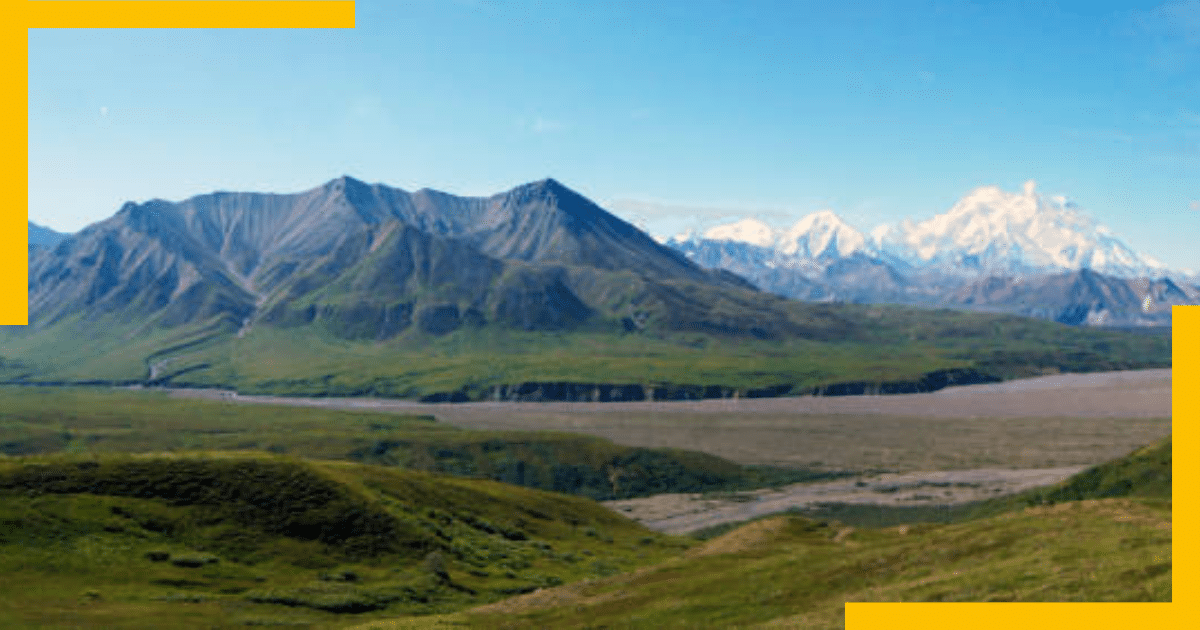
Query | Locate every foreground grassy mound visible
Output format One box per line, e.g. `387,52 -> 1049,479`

373,498 -> 1167,629
0,453 -> 689,628
328,438 -> 1166,628
0,386 -> 839,499
353,438 -> 1173,629
0,455 -> 401,558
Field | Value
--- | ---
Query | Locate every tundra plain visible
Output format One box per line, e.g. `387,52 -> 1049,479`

170,368 -> 1172,473
168,368 -> 1173,536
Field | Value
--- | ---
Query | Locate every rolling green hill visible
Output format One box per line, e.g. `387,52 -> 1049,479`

0,453 -> 691,629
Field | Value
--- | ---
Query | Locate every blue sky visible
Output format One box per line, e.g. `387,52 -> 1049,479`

28,0 -> 1200,270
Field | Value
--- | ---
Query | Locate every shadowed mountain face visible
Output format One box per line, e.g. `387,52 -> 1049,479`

25,177 -> 777,340
28,222 -> 69,248
29,206 -> 257,328
947,269 -> 1197,327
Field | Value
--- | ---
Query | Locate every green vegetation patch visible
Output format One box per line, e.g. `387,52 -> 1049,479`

0,455 -> 402,558
369,497 -> 1168,629
0,453 -> 689,628
1,298 -> 1171,400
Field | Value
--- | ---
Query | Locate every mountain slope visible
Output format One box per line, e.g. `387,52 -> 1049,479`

947,269 -> 1196,326
28,204 -> 257,329
778,210 -> 868,259
28,221 -> 68,248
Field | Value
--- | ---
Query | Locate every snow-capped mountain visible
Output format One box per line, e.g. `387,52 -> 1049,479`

662,181 -> 1195,326
871,181 -> 1167,278
669,210 -> 872,278
672,181 -> 1169,280
695,211 -> 871,260
702,217 -> 776,248
778,210 -> 869,259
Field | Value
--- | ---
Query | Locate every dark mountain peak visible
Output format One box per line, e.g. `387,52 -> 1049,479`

501,178 -> 614,228
315,175 -> 402,226
326,174 -> 366,187
504,177 -> 576,203
319,175 -> 374,200
532,177 -> 566,191
114,198 -> 177,231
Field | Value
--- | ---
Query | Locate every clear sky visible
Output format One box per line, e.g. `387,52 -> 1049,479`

28,0 -> 1200,270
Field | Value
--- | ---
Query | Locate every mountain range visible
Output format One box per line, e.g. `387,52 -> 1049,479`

26,176 -> 793,339
667,180 -> 1197,327
6,176 -> 1172,398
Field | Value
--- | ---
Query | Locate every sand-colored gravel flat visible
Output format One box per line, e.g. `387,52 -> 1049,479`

168,368 -> 1172,472
165,369 -> 1171,534
603,465 -> 1089,534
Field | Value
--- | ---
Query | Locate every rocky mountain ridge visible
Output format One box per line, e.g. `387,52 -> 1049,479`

24,177 -> 791,341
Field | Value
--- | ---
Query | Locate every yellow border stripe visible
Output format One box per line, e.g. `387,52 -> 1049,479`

23,1 -> 355,29
1174,306 -> 1195,604
3,11 -> 27,325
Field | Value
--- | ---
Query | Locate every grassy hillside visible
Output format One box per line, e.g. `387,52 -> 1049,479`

385,498 -> 1168,630
352,439 -> 1172,629
1,299 -> 1171,399
0,401 -> 1171,628
963,436 -> 1171,518
0,453 -> 690,628
0,386 -> 842,500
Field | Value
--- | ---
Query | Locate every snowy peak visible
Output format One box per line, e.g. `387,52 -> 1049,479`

667,180 -> 1176,288
695,211 -> 868,259
779,210 -> 867,259
702,217 -> 776,248
659,180 -> 1190,327
876,180 -> 1165,277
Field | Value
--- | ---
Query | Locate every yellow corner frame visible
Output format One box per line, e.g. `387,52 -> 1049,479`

4,3 -> 1186,628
